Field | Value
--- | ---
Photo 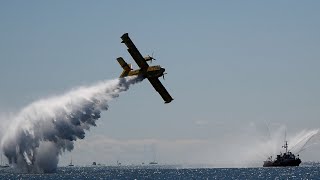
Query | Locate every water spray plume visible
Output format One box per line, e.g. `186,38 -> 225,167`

258,127 -> 320,160
234,125 -> 320,167
0,76 -> 142,173
289,129 -> 320,154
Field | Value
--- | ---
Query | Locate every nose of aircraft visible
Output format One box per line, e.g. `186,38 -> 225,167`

161,67 -> 165,73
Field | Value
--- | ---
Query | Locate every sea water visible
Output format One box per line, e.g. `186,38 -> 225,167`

0,166 -> 319,179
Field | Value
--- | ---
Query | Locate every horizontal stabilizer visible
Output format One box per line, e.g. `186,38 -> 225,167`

117,57 -> 131,77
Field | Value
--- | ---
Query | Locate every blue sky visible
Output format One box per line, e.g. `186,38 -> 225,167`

1,1 -> 320,166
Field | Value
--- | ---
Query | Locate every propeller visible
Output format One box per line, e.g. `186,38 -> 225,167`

162,73 -> 167,80
146,52 -> 156,63
151,52 -> 156,60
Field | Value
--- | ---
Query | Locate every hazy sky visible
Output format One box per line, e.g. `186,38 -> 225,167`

1,1 -> 320,167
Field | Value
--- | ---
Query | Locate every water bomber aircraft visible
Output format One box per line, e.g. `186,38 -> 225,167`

117,33 -> 173,104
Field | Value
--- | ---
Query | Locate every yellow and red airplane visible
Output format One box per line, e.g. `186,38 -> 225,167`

117,33 -> 173,104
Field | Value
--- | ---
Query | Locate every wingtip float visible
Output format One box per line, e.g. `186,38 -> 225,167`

117,33 -> 173,104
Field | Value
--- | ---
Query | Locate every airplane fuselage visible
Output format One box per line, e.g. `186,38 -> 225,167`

126,65 -> 165,78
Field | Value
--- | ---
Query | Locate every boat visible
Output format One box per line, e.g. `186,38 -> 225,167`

0,165 -> 9,168
0,154 -> 9,168
68,157 -> 74,167
117,160 -> 121,166
148,144 -> 158,165
149,161 -> 158,165
263,140 -> 301,167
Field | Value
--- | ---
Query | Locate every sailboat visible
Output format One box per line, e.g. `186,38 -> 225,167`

0,154 -> 9,168
149,161 -> 158,165
149,144 -> 158,165
68,156 -> 74,167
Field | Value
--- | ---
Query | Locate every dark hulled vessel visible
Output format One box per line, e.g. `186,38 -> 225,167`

263,140 -> 301,167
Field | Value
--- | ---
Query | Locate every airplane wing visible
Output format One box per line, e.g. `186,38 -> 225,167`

121,33 -> 149,70
148,77 -> 174,104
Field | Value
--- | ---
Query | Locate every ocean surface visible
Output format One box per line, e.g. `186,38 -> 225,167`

0,165 -> 319,179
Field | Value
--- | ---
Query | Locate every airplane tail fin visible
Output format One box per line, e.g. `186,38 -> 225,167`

117,57 -> 132,77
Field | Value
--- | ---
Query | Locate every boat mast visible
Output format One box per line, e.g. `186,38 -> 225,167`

282,141 -> 288,153
282,131 -> 288,153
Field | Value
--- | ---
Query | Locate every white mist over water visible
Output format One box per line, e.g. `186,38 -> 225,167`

0,76 -> 142,173
261,128 -> 320,158
233,126 -> 320,167
200,125 -> 320,168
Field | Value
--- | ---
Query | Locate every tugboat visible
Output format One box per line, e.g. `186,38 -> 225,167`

263,140 -> 301,167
